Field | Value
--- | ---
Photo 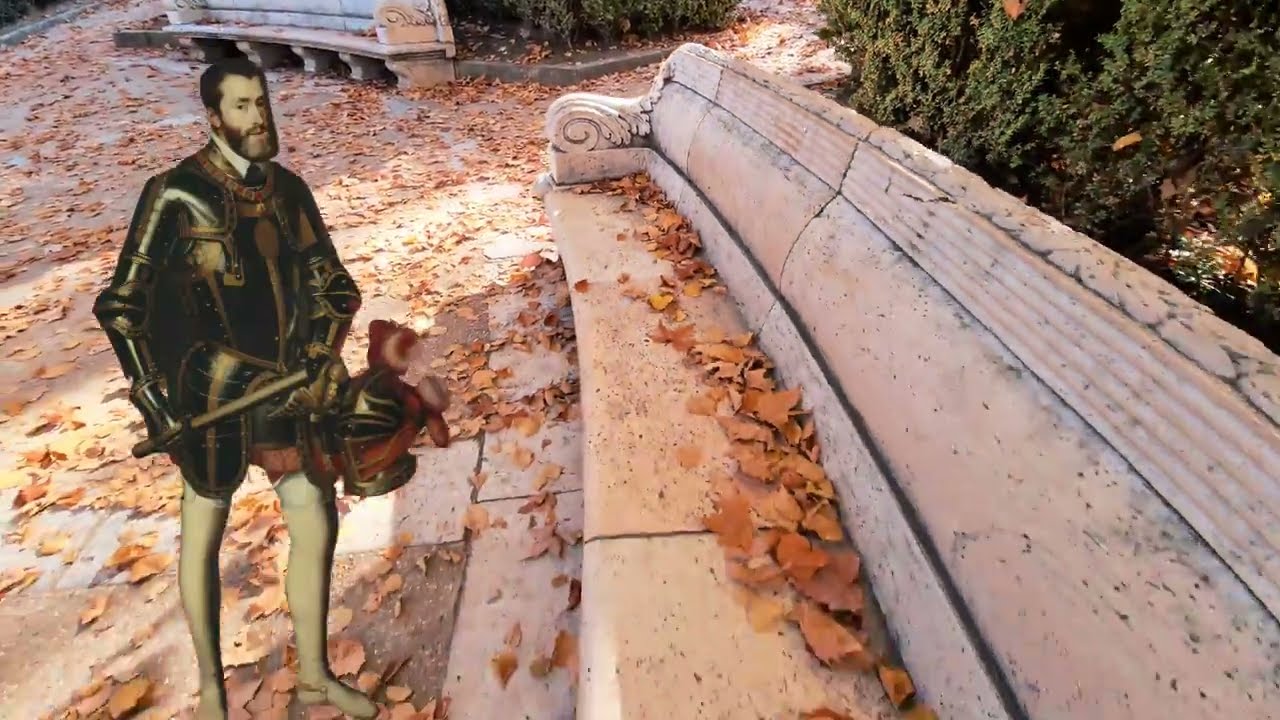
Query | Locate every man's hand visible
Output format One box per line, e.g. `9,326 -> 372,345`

268,344 -> 348,420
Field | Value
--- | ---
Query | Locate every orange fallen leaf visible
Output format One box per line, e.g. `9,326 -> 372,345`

685,392 -> 718,415
802,709 -> 854,720
1112,131 -> 1142,151
491,650 -> 518,687
331,605 -> 354,633
386,685 -> 413,703
510,444 -> 535,470
795,602 -> 872,668
572,279 -> 590,292
463,505 -> 491,534
106,675 -> 151,718
331,638 -> 367,677
647,293 -> 675,311
802,502 -> 845,541
551,630 -> 578,678
749,387 -> 801,429
381,573 -> 405,594
793,548 -> 864,612
35,363 -> 76,380
80,592 -> 110,626
703,492 -> 754,552
534,463 -> 563,491
128,553 -> 173,583
774,533 -> 828,582
878,665 -> 917,708
38,532 -> 72,556
675,444 -> 702,469
1001,0 -> 1026,20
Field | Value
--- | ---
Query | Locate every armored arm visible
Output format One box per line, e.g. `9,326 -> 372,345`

296,178 -> 362,369
92,174 -> 181,440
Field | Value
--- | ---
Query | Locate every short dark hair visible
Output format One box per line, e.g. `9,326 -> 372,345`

199,57 -> 268,112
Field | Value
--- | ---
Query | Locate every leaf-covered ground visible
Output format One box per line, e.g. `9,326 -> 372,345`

0,1 -> 864,718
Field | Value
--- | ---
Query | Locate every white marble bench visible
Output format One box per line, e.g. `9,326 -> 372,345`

538,43 -> 1280,720
160,0 -> 455,87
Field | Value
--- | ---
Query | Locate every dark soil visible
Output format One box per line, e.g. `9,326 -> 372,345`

452,18 -> 673,64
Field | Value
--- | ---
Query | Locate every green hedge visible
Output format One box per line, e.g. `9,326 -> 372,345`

819,0 -> 1280,350
446,0 -> 738,40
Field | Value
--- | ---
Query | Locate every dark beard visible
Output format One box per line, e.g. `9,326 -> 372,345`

221,123 -> 277,161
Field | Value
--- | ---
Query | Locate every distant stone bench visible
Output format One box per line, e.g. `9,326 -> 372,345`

539,43 -> 1280,719
158,0 -> 455,87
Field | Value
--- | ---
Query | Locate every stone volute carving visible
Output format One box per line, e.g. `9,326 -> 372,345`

545,59 -> 673,154
163,0 -> 210,23
374,0 -> 445,45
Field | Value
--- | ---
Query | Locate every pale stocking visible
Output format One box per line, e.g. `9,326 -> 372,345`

178,482 -> 231,720
275,472 -> 376,719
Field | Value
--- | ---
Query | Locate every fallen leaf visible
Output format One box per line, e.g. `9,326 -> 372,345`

903,705 -> 941,720
878,665 -> 917,708
35,363 -> 76,380
80,592 -> 110,626
567,578 -> 582,611
331,638 -> 367,677
38,532 -> 71,556
386,685 -> 413,703
1001,0 -> 1026,19
675,444 -> 702,469
793,549 -> 864,612
703,492 -> 754,552
331,606 -> 354,633
735,587 -> 788,632
685,392 -> 718,415
357,671 -> 381,693
774,533 -> 828,582
795,602 -> 872,668
491,650 -> 518,687
510,444 -> 535,470
718,415 -> 773,444
802,502 -> 844,541
649,321 -> 697,352
463,504 -> 491,534
128,553 -> 173,583
529,656 -> 552,678
534,463 -> 563,491
802,709 -> 854,720
107,676 -> 151,718
1112,131 -> 1142,151
749,388 -> 801,429
647,293 -> 675,311
247,581 -> 286,619
381,573 -> 405,594
551,630 -> 578,678
753,487 -> 804,531
572,279 -> 590,292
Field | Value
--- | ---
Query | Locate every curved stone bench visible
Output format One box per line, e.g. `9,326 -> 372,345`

538,43 -> 1280,719
159,0 -> 455,87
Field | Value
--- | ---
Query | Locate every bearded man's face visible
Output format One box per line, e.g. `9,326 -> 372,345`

209,74 -> 278,161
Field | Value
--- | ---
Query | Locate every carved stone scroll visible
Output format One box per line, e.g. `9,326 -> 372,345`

164,0 -> 209,24
374,0 -> 448,46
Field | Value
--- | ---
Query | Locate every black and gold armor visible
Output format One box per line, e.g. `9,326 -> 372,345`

94,142 -> 361,500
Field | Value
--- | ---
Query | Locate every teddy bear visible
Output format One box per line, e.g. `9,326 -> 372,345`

365,318 -> 451,448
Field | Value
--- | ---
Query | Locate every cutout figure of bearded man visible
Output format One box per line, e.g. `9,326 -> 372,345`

93,58 -> 377,719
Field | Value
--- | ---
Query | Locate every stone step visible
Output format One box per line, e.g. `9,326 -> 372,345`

545,187 -> 899,719
154,23 -> 455,87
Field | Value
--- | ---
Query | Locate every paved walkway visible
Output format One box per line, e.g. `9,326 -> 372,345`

0,2 -> 843,718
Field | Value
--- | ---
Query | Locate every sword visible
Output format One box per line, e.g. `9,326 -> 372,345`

131,369 -> 310,459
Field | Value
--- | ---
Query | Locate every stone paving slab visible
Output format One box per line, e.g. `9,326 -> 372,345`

478,418 -> 583,501
334,440 -> 479,555
443,492 -> 583,720
581,534 -> 896,720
